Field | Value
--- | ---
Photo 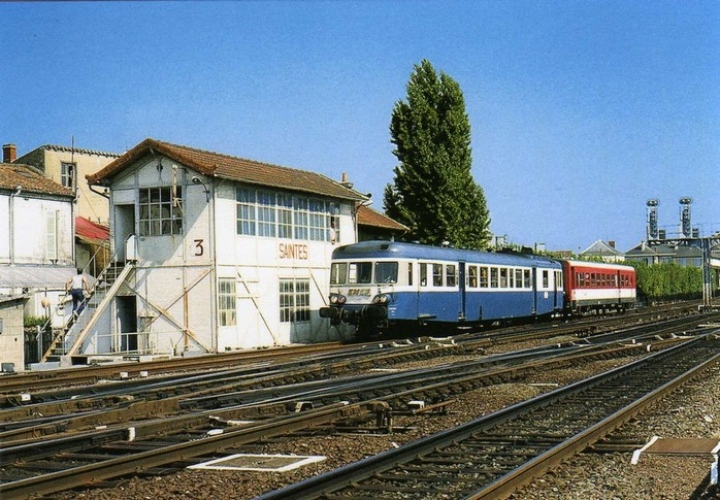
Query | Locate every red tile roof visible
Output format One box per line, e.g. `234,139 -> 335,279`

75,216 -> 109,243
357,205 -> 407,231
87,138 -> 367,202
0,163 -> 73,198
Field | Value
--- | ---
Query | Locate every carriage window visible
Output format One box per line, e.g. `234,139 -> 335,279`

349,262 -> 372,284
542,270 -> 549,288
499,268 -> 508,288
515,269 -> 523,288
330,263 -> 347,285
407,263 -> 413,286
420,263 -> 428,287
490,267 -> 499,288
508,268 -> 515,288
555,271 -> 563,290
480,267 -> 489,288
446,264 -> 456,287
375,262 -> 398,284
433,264 -> 443,287
524,269 -> 532,289
468,266 -> 478,288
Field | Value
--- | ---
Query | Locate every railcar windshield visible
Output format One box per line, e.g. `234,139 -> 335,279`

375,262 -> 398,283
330,261 -> 398,284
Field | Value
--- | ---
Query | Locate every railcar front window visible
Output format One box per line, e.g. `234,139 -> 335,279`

349,262 -> 372,284
330,263 -> 347,285
375,262 -> 398,284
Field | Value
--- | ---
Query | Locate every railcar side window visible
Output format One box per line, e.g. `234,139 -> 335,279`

490,268 -> 499,288
420,263 -> 428,287
468,266 -> 478,288
515,269 -> 523,288
375,262 -> 398,284
555,271 -> 563,290
542,270 -> 549,288
330,263 -> 347,285
407,263 -> 413,286
432,264 -> 443,287
349,262 -> 372,284
499,268 -> 508,288
523,269 -> 531,289
445,265 -> 456,287
480,267 -> 489,288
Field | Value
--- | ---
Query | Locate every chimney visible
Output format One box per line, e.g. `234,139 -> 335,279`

608,241 -> 616,248
340,172 -> 354,189
3,144 -> 17,163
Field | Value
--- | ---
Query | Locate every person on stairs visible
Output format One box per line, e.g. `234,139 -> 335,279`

66,268 -> 90,318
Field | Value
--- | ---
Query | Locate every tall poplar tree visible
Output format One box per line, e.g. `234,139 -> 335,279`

384,59 -> 491,250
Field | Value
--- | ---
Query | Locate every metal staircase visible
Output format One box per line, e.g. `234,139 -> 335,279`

41,260 -> 134,364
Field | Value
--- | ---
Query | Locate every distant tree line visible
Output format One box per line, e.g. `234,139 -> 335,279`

627,261 -> 718,302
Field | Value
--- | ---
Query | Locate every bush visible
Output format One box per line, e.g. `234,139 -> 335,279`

24,315 -> 49,328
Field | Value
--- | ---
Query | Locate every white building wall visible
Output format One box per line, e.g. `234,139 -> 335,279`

0,300 -> 25,371
0,195 -> 9,261
98,155 -> 357,355
1,195 -> 73,266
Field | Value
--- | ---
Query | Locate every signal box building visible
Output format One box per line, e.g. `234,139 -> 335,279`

78,138 -> 372,359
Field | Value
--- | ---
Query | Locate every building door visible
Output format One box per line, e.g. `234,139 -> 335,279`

114,204 -> 135,262
117,296 -> 137,352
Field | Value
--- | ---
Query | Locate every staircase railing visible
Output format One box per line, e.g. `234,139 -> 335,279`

40,242 -> 116,363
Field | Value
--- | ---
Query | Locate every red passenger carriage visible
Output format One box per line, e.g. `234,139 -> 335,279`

561,260 -> 636,314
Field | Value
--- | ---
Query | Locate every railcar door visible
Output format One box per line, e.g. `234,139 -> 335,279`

531,266 -> 538,315
459,261 -> 466,321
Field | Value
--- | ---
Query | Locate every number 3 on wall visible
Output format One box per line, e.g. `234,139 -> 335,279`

194,239 -> 204,257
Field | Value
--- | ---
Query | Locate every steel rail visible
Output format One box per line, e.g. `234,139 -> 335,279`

0,401 -> 372,500
254,334 -> 720,499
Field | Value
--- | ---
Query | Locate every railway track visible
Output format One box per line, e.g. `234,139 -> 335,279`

257,333 -> 720,499
1,313 -> 717,499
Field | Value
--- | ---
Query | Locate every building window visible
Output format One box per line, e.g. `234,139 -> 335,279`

328,202 -> 339,244
139,187 -> 183,236
218,278 -> 237,326
293,197 -> 309,240
257,191 -> 276,237
278,194 -> 293,239
61,162 -> 75,188
235,188 -> 339,243
236,188 -> 256,236
309,199 -> 326,241
279,278 -> 310,323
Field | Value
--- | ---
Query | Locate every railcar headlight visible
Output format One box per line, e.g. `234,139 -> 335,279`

372,294 -> 390,304
330,294 -> 346,304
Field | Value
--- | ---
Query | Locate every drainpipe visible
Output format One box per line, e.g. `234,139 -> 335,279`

9,185 -> 21,264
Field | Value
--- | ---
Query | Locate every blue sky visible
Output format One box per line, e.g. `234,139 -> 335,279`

2,1 -> 718,252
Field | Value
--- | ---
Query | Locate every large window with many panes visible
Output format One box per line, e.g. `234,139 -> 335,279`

279,278 -> 310,323
217,278 -> 237,326
236,187 -> 339,243
139,187 -> 183,236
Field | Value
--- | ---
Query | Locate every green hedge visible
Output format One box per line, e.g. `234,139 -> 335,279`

628,261 -> 716,301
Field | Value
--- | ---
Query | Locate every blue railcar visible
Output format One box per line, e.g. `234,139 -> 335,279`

319,241 -> 563,336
